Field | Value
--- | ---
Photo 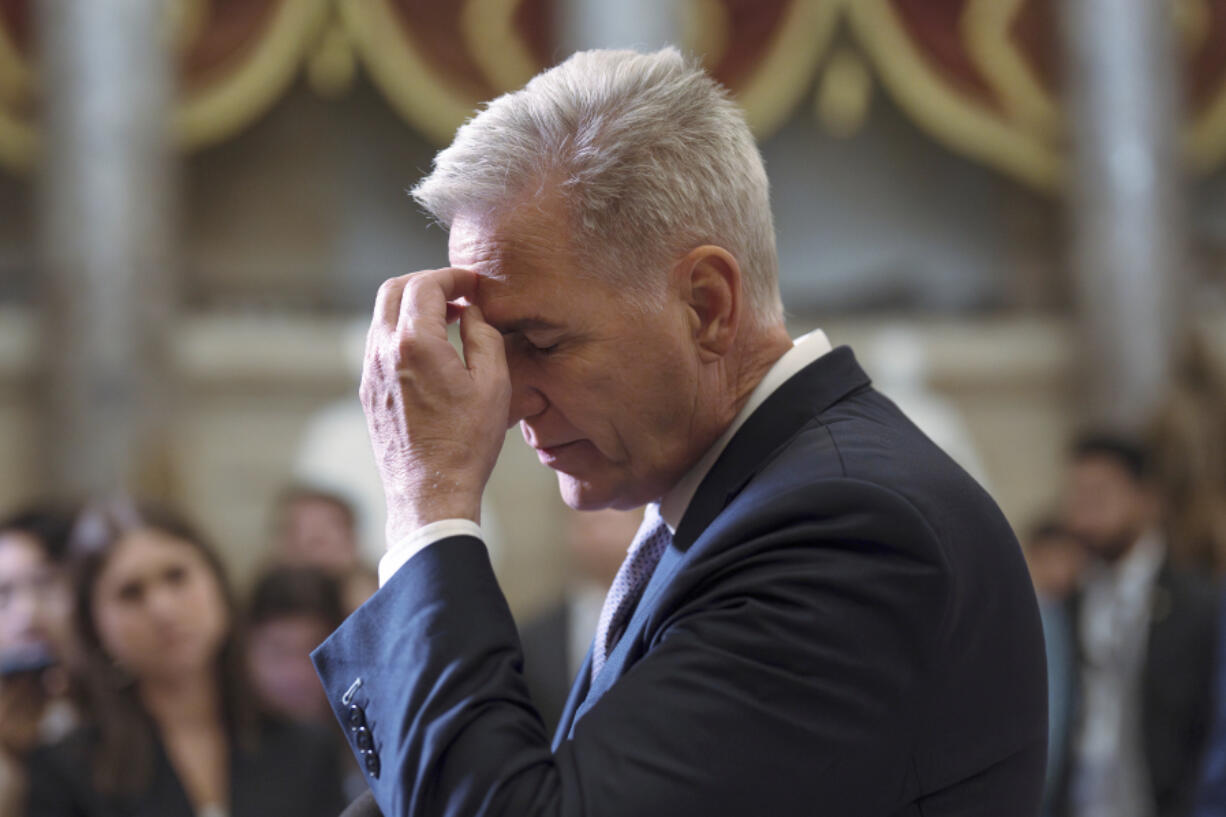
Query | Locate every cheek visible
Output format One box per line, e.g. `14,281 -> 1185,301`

94,602 -> 145,664
193,581 -> 230,650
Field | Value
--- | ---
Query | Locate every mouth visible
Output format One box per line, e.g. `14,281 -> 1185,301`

534,440 -> 584,468
156,627 -> 197,649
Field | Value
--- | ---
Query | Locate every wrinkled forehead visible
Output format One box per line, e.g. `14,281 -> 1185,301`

448,200 -> 572,279
448,209 -> 587,324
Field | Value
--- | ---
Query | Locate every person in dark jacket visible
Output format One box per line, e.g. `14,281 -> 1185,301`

26,499 -> 345,817
1051,435 -> 1219,817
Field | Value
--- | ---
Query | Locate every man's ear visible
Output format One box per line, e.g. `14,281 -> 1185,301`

675,245 -> 742,360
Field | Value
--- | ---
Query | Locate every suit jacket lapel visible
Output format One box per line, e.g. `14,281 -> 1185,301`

555,646 -> 593,747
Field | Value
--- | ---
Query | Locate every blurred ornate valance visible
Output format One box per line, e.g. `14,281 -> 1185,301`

1,0 -> 1225,191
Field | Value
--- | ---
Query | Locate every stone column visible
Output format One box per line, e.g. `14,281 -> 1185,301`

1059,0 -> 1187,431
557,0 -> 680,53
35,0 -> 178,499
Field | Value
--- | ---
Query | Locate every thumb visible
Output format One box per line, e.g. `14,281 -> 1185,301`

458,302 -> 506,377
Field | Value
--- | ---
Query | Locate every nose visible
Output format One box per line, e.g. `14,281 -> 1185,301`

504,354 -> 548,428
507,379 -> 548,428
146,583 -> 182,623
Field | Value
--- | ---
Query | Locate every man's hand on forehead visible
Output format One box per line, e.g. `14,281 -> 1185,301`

361,267 -> 511,544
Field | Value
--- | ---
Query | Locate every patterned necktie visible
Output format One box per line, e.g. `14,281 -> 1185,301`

591,504 -> 673,682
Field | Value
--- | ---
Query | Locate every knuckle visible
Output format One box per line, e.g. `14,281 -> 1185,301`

376,278 -> 399,300
403,272 -> 428,294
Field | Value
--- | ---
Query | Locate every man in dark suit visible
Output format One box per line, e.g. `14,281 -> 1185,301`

312,47 -> 1047,817
1050,435 -> 1218,817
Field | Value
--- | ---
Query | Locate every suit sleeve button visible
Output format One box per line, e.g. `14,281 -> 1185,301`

347,704 -> 366,729
355,727 -> 373,751
363,751 -> 381,777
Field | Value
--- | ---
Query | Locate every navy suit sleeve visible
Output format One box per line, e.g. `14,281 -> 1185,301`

312,481 -> 950,817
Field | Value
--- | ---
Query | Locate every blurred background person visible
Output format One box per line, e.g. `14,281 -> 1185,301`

1051,434 -> 1219,817
0,503 -> 77,817
1024,518 -> 1086,817
271,485 -> 379,615
25,499 -> 345,817
244,564 -> 369,802
519,506 -> 643,734
245,565 -> 343,725
1193,584 -> 1226,816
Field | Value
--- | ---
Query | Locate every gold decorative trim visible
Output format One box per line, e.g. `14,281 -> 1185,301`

1181,0 -> 1226,172
307,18 -> 358,98
1173,0 -> 1211,57
0,15 -> 31,107
340,0 -> 480,145
710,0 -> 844,140
848,0 -> 1061,190
461,0 -> 540,95
173,0 -> 331,150
1186,87 -> 1226,173
0,18 -> 33,171
0,105 -> 33,170
815,46 -> 873,138
962,0 -> 1060,139
166,0 -> 210,58
682,0 -> 730,68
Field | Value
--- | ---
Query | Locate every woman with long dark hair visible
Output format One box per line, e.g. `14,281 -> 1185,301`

26,499 -> 346,817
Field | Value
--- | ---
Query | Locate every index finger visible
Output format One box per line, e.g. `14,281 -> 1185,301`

397,267 -> 481,335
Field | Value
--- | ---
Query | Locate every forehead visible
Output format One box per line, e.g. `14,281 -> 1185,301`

100,529 -> 204,578
1072,455 -> 1139,485
450,217 -> 575,334
0,533 -> 47,573
449,197 -> 572,280
288,498 -> 348,523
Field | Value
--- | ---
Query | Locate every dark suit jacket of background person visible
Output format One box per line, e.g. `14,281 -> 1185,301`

312,346 -> 1049,817
25,717 -> 348,817
1049,563 -> 1219,817
1191,589 -> 1226,817
519,600 -> 578,736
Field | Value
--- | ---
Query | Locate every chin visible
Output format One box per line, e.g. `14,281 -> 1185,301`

556,474 -> 650,512
557,476 -> 606,511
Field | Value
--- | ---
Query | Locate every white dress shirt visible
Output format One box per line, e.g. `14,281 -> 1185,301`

379,330 -> 834,585
1071,531 -> 1165,817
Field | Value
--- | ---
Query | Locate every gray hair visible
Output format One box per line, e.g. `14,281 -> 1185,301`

411,47 -> 783,325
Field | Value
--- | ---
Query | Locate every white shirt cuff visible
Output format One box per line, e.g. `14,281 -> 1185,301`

378,519 -> 484,586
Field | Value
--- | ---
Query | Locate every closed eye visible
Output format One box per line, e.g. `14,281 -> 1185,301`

505,332 -> 561,356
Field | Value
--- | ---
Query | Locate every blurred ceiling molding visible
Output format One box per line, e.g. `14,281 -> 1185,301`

847,0 -> 1063,190
0,0 -> 331,171
0,0 -> 1225,193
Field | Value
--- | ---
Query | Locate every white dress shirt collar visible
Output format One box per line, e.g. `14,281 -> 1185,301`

658,329 -> 833,532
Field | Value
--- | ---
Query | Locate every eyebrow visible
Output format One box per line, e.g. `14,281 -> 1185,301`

494,317 -> 561,335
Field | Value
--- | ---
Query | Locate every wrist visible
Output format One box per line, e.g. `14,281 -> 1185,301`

385,490 -> 481,545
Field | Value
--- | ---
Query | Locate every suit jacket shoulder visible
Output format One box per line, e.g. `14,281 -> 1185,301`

601,347 -> 1047,796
